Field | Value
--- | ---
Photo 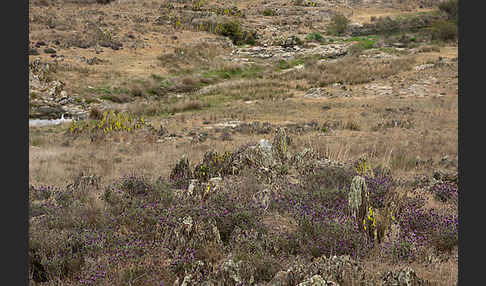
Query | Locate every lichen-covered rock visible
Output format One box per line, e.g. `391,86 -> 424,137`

348,176 -> 369,226
214,257 -> 256,285
291,147 -> 320,175
273,255 -> 366,286
29,58 -> 89,120
381,267 -> 429,286
170,217 -> 222,257
173,260 -> 214,286
433,169 -> 458,185
229,142 -> 279,180
272,127 -> 290,162
258,139 -> 272,153
280,35 -> 302,48
252,188 -> 271,212
306,255 -> 366,285
304,87 -> 331,99
297,274 -> 329,286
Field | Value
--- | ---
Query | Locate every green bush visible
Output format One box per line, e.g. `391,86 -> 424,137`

262,8 -> 276,16
430,20 -> 458,41
348,43 -> 365,56
439,0 -> 458,23
306,32 -> 324,42
216,21 -> 257,45
327,14 -> 350,36
348,38 -> 376,55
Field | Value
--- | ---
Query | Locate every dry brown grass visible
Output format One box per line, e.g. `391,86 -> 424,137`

157,41 -> 229,71
285,56 -> 416,87
29,123 -> 266,187
362,253 -> 458,285
199,78 -> 295,107
30,89 -> 457,186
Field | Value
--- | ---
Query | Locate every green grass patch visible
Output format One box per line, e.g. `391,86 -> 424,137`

306,32 -> 324,42
378,47 -> 410,56
91,86 -> 131,96
202,65 -> 264,80
277,58 -> 306,70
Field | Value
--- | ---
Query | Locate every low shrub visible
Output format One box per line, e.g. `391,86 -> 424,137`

67,110 -> 153,142
216,21 -> 257,45
118,174 -> 152,196
297,215 -> 372,258
284,56 -> 415,87
429,214 -> 458,252
327,14 -> 350,36
438,0 -> 458,23
430,182 -> 458,203
306,32 -> 324,42
262,8 -> 277,16
430,20 -> 458,42
366,168 -> 395,209
303,166 -> 355,194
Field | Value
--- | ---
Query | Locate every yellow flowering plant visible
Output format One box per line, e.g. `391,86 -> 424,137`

67,110 -> 151,138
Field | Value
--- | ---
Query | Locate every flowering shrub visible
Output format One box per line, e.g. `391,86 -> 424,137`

207,189 -> 267,244
119,174 -> 152,196
381,237 -> 416,262
297,215 -> 372,258
397,196 -> 435,247
392,194 -> 458,259
29,140 -> 458,284
170,247 -> 197,275
430,214 -> 458,252
365,168 -> 395,209
303,166 -> 355,194
272,182 -> 373,259
430,182 -> 458,203
68,110 -> 151,135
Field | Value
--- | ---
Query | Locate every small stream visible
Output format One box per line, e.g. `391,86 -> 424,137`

29,115 -> 73,127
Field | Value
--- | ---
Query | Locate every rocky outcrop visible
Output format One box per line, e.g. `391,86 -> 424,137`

297,274 -> 330,286
213,257 -> 256,286
304,87 -> 332,99
347,13 -> 440,37
348,176 -> 369,224
272,127 -> 291,162
381,267 -> 429,286
29,58 -> 88,120
170,216 -> 222,259
270,255 -> 367,286
229,42 -> 351,61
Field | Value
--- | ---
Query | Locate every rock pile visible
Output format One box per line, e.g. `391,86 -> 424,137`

270,255 -> 367,286
230,42 -> 351,61
29,58 -> 88,120
381,267 -> 429,286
